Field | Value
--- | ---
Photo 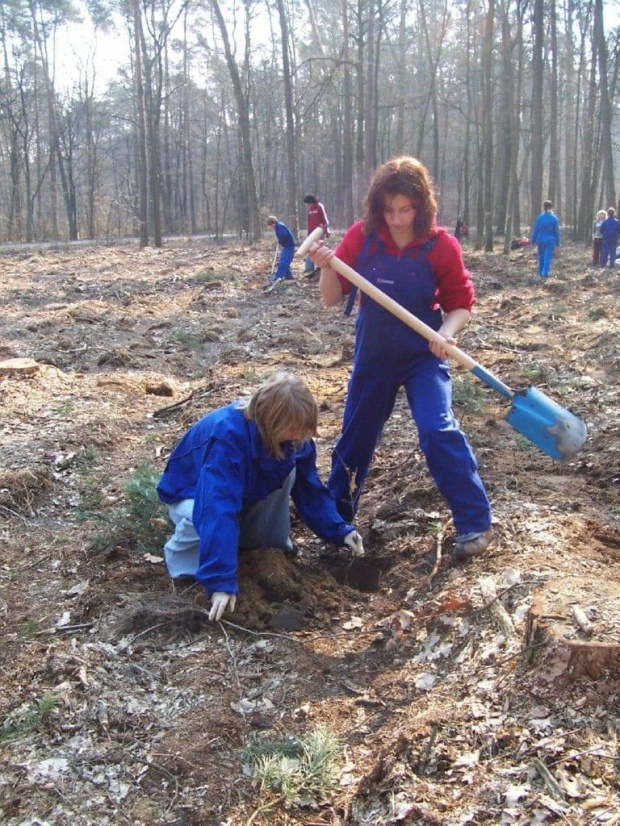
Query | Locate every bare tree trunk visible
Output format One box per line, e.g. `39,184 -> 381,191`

355,0 -> 366,204
209,0 -> 261,241
530,0 -> 544,227
183,8 -> 196,234
394,0 -> 407,155
342,0 -> 355,225
482,0 -> 495,252
364,0 -> 376,178
133,0 -> 149,247
548,0 -> 559,205
594,0 -> 616,209
416,0 -> 449,180
275,0 -> 298,236
563,0 -> 577,234
503,0 -> 524,250
577,36 -> 598,241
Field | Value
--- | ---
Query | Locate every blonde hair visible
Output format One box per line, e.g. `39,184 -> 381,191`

597,210 -> 607,219
363,156 -> 437,237
242,372 -> 318,459
266,215 -> 278,225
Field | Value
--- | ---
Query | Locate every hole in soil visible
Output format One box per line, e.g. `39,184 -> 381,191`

320,554 -> 391,593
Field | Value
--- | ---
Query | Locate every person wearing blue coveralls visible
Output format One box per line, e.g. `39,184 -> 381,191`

157,372 -> 365,621
599,207 -> 620,268
530,200 -> 561,278
267,215 -> 296,282
307,156 -> 493,561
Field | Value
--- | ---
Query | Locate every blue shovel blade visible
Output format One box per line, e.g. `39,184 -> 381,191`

506,386 -> 587,460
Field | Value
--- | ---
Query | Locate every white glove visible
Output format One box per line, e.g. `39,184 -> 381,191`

209,592 -> 237,622
343,530 -> 365,557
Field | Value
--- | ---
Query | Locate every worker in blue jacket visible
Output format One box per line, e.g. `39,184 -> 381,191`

530,200 -> 561,278
599,207 -> 620,268
267,215 -> 296,282
157,372 -> 364,621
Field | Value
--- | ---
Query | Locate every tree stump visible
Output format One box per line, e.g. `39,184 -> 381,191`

524,576 -> 620,680
0,357 -> 40,377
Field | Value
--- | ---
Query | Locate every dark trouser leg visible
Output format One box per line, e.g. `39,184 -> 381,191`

238,469 -> 295,549
404,358 -> 491,536
329,371 -> 398,522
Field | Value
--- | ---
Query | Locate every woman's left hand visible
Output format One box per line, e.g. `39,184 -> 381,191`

429,334 -> 456,361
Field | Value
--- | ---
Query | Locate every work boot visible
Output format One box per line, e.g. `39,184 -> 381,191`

454,527 -> 493,562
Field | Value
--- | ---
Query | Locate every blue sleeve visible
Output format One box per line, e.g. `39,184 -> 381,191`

531,216 -> 540,244
193,438 -> 245,596
291,441 -> 353,545
276,223 -> 296,247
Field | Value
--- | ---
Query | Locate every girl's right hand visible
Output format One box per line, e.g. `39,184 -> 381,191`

308,240 -> 335,269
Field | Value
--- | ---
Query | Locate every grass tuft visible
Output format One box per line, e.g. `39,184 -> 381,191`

88,462 -> 168,556
242,727 -> 343,804
452,375 -> 486,414
0,694 -> 59,742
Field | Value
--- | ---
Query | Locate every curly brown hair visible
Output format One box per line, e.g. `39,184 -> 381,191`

363,156 -> 438,238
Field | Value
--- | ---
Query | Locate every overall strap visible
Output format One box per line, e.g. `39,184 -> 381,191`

344,233 -> 380,317
415,234 -> 439,259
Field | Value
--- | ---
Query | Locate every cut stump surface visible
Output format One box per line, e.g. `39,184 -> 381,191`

525,575 -> 620,680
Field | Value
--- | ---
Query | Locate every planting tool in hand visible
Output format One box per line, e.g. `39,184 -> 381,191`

297,227 -> 587,461
269,243 -> 279,281
263,244 -> 281,293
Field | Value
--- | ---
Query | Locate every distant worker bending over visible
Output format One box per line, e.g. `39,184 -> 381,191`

267,215 -> 296,282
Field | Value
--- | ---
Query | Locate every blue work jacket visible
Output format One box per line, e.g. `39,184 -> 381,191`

275,221 -> 296,248
157,403 -> 352,594
531,211 -> 561,247
600,215 -> 620,240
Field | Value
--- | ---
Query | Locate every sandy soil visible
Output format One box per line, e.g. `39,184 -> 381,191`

0,236 -> 619,825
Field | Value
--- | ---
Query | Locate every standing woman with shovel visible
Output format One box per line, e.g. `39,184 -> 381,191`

307,156 -> 493,561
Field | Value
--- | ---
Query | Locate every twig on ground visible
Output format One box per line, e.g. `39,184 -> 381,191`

244,796 -> 284,826
417,723 -> 440,775
427,518 -> 452,585
479,576 -> 515,636
219,619 -> 242,689
531,756 -> 565,800
125,621 -> 173,645
152,392 -> 194,418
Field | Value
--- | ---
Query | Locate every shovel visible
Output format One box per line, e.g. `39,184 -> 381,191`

269,242 -> 279,281
263,243 -> 281,293
297,227 -> 587,461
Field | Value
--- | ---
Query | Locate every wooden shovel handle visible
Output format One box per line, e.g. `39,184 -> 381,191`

296,227 -> 477,371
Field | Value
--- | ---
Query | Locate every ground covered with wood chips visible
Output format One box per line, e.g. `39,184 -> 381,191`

0,235 -> 619,825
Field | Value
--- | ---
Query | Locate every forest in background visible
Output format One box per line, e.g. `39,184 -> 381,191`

0,0 -> 619,250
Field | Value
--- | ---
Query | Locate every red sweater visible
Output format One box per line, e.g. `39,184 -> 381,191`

334,221 -> 476,313
307,202 -> 330,236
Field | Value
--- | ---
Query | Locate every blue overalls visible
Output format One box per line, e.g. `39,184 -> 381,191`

274,221 -> 296,280
531,211 -> 560,278
330,234 -> 491,538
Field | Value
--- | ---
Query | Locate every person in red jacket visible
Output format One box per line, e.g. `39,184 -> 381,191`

307,156 -> 493,561
303,194 -> 330,275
